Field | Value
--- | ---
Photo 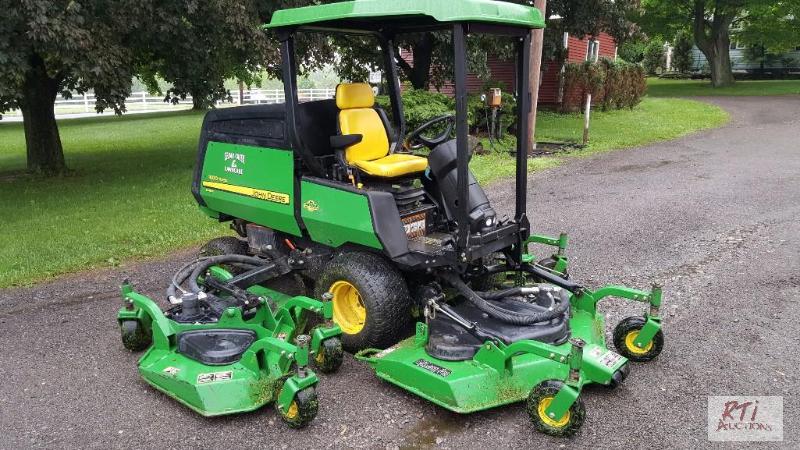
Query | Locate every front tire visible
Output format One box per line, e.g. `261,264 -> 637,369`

613,316 -> 664,362
526,380 -> 585,437
314,252 -> 411,352
120,320 -> 151,352
313,337 -> 344,374
276,386 -> 318,429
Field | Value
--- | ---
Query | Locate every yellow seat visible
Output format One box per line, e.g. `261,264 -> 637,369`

336,83 -> 427,178
352,153 -> 430,178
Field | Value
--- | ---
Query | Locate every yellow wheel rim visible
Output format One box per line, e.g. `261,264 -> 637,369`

625,330 -> 653,355
285,401 -> 299,420
330,280 -> 366,334
315,350 -> 326,365
537,396 -> 570,428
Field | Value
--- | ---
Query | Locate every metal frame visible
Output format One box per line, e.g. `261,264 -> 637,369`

277,22 -> 534,265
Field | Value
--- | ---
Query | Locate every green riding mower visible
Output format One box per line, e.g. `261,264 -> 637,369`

118,0 -> 665,436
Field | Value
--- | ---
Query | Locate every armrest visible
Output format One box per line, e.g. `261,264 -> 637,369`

330,134 -> 362,149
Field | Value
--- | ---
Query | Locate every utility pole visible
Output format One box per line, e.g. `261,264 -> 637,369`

527,0 -> 547,156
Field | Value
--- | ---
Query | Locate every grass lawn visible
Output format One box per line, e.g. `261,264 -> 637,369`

0,97 -> 727,287
647,78 -> 800,97
471,97 -> 729,184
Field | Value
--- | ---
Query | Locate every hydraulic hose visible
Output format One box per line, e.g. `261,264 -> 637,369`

166,255 -> 268,301
440,273 -> 568,326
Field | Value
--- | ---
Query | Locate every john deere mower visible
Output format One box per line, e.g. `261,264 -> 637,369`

119,0 -> 666,436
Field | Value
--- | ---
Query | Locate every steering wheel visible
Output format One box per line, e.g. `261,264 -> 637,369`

404,114 -> 456,150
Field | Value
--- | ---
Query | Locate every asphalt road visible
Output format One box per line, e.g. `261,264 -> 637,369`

1,96 -> 798,449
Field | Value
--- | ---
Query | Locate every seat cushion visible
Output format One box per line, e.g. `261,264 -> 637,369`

339,108 -> 390,162
352,153 -> 428,178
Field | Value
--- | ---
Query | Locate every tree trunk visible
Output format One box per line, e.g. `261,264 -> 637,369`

708,44 -> 735,87
20,54 -> 66,175
395,33 -> 435,90
192,95 -> 209,110
410,33 -> 434,90
692,1 -> 735,88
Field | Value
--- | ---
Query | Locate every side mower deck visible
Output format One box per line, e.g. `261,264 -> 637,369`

356,278 -> 664,436
117,265 -> 343,426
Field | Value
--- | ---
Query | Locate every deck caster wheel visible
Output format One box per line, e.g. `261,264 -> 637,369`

314,337 -> 344,374
527,380 -> 585,437
120,320 -> 151,351
315,252 -> 411,352
538,256 -> 569,279
276,386 -> 319,429
613,316 -> 664,362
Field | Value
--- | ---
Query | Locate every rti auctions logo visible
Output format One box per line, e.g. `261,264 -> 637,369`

708,396 -> 783,441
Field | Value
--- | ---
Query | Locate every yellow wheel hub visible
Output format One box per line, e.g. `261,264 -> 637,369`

285,401 -> 299,420
625,330 -> 653,355
330,280 -> 366,334
537,396 -> 570,428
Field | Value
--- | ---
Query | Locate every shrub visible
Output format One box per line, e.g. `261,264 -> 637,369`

672,30 -> 694,74
375,89 -> 454,132
561,59 -> 646,111
643,40 -> 666,75
467,91 -> 516,134
619,39 -> 647,64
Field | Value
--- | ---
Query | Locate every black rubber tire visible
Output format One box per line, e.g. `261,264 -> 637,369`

606,362 -> 630,389
198,236 -> 249,275
526,380 -> 586,437
471,253 -> 507,291
613,316 -> 664,362
276,386 -> 318,429
313,337 -> 344,374
199,236 -> 248,257
120,320 -> 151,352
538,256 -> 569,279
314,252 -> 412,352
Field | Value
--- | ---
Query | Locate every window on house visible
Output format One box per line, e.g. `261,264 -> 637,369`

586,40 -> 600,62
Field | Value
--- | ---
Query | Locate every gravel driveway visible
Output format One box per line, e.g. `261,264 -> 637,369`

1,96 -> 798,449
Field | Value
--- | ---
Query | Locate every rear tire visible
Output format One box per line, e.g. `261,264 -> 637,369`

199,237 -> 249,275
314,252 -> 411,352
199,236 -> 248,257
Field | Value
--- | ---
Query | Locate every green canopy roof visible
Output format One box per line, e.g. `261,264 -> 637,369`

266,0 -> 545,30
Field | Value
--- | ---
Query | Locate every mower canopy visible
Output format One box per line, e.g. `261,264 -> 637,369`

265,0 -> 546,31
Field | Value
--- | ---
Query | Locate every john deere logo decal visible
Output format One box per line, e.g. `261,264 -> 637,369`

224,152 -> 245,175
303,200 -> 320,212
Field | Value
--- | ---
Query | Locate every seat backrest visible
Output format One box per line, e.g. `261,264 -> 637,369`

336,83 -> 389,163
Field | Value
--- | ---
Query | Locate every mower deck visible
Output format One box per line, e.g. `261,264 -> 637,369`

357,309 -> 623,414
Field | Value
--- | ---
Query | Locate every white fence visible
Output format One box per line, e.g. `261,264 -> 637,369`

4,88 -> 336,116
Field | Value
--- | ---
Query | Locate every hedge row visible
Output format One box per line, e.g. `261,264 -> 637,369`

561,58 -> 647,111
377,89 -> 516,134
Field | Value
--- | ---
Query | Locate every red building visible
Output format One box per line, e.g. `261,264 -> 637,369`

403,32 -> 618,108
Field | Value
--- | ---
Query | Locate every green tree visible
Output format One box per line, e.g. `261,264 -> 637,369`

331,0 -> 640,90
735,2 -> 800,54
672,30 -> 694,73
638,1 -> 800,87
0,0 -> 149,175
640,1 -> 740,87
138,0 -> 332,110
643,39 -> 666,74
